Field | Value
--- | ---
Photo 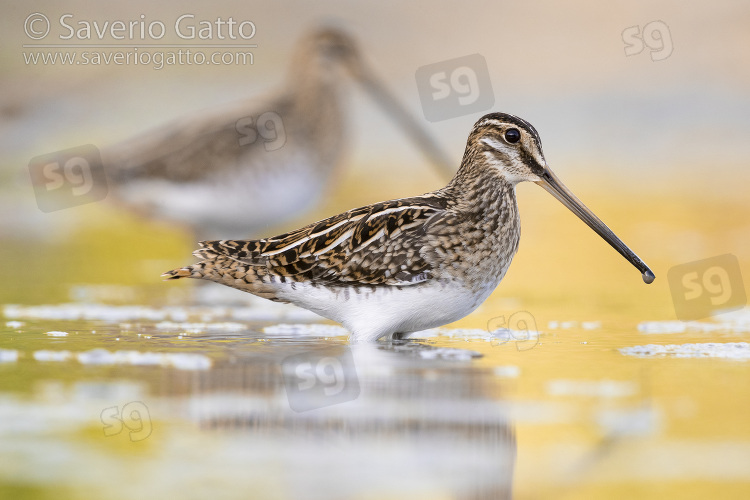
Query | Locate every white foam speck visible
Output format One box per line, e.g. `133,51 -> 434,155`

597,407 -> 661,437
582,321 -> 602,330
2,303 -> 321,324
33,350 -> 72,362
494,366 -> 521,378
230,306 -> 320,322
638,317 -> 750,334
75,349 -> 212,370
637,321 -> 686,334
0,349 -> 19,362
76,349 -> 114,364
45,331 -> 69,337
410,328 -> 491,340
548,321 -> 601,330
416,348 -> 479,361
155,321 -> 247,333
547,379 -> 638,398
712,308 -> 750,324
4,304 -> 173,322
620,342 -> 750,360
5,321 -> 24,329
168,353 -> 213,370
263,324 -> 348,337
408,327 -> 541,343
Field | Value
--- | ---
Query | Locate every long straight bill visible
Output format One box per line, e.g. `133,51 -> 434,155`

535,169 -> 655,284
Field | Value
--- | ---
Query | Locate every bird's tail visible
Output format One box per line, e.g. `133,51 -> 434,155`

161,266 -> 200,280
161,246 -> 217,280
161,249 -> 286,302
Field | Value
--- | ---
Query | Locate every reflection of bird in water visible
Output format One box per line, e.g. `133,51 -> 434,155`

171,341 -> 515,499
164,113 -> 655,341
101,28 -> 453,239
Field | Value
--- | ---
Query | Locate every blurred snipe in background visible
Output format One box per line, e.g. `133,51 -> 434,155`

98,27 -> 453,238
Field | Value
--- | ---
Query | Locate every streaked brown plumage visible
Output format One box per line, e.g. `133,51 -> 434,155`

164,113 -> 654,341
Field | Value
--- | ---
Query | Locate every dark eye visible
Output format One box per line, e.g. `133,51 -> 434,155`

505,128 -> 521,143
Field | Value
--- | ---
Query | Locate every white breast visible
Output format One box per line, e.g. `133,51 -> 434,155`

275,279 -> 496,342
115,152 -> 326,236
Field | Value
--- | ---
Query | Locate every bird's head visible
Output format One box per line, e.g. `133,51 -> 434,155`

469,112 -> 548,185
298,27 -> 362,81
465,112 -> 655,284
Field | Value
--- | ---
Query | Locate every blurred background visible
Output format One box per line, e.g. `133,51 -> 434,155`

1,1 -> 749,499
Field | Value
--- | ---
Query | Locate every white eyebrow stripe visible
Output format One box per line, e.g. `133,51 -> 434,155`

481,137 -> 506,150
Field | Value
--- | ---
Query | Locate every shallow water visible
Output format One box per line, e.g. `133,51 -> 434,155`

2,292 -> 750,500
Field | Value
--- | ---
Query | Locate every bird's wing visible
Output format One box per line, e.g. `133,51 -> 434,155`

103,96 -> 294,183
196,195 -> 451,286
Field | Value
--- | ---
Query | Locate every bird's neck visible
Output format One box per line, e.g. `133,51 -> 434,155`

284,58 -> 344,147
286,55 -> 343,104
440,146 -> 521,288
445,147 -> 517,219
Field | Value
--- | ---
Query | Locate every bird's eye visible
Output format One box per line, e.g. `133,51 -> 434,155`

505,128 -> 521,143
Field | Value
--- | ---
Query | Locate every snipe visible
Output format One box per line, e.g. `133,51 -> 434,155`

102,28 -> 452,238
163,112 -> 654,341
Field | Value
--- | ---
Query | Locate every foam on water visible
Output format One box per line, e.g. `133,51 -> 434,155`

258,324 -> 536,344
2,303 -> 321,323
0,349 -> 19,362
493,366 -> 521,378
33,350 -> 72,362
547,321 -> 602,330
154,321 -> 247,333
596,407 -> 662,437
44,331 -> 69,337
410,328 -> 492,340
638,321 -> 750,334
547,379 -> 638,398
620,342 -> 750,360
263,323 -> 348,337
548,320 -> 602,330
414,347 -> 479,361
73,348 -> 212,370
4,304 -> 181,322
639,309 -> 750,334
